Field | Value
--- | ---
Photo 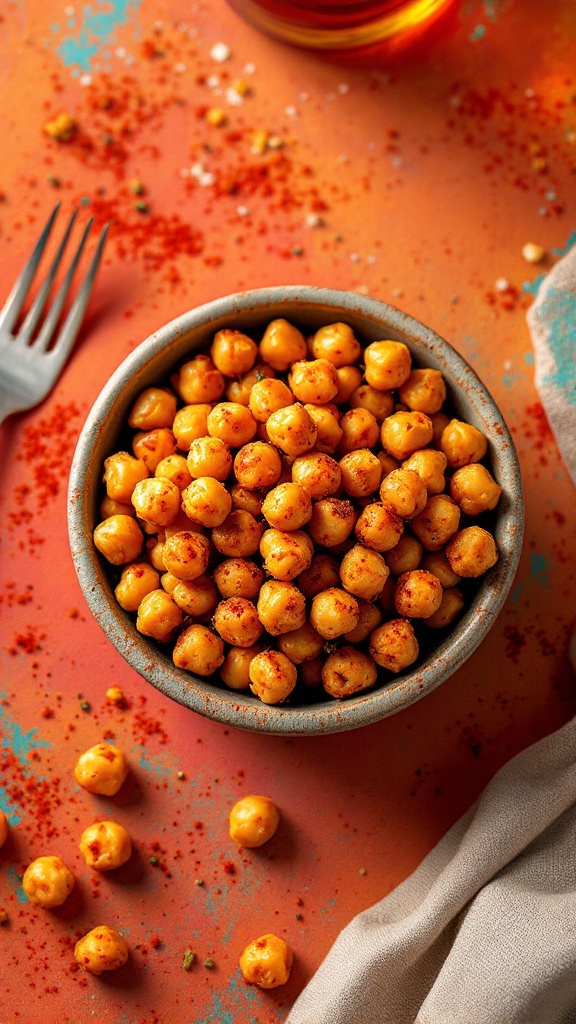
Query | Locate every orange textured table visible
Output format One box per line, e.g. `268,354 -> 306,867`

1,1 -> 575,1022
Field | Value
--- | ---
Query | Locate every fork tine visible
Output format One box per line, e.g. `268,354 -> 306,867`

17,209 -> 79,345
33,216 -> 96,354
0,203 -> 61,334
47,222 -> 109,369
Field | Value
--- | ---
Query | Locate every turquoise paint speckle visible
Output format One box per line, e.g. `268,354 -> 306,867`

524,351 -> 534,365
193,974 -> 260,1024
56,0 -> 143,73
6,867 -> 27,903
470,23 -> 486,40
135,749 -> 174,780
529,551 -> 550,587
502,371 -> 522,391
553,231 -> 576,257
522,273 -> 547,297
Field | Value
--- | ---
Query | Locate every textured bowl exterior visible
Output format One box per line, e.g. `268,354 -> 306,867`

68,287 -> 524,735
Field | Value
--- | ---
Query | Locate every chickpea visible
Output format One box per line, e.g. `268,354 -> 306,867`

369,618 -> 419,673
74,925 -> 129,975
446,525 -> 498,577
256,580 -> 306,635
161,570 -> 179,595
211,510 -> 264,558
339,544 -> 390,602
430,411 -> 450,447
440,418 -> 488,468
364,340 -> 411,391
136,589 -> 183,641
322,646 -> 377,699
310,322 -> 361,367
219,645 -> 263,690
0,808 -> 9,848
213,558 -> 264,600
288,358 -> 339,404
207,402 -> 257,448
234,441 -> 282,490
261,482 -> 312,531
298,656 -> 324,689
424,587 -> 466,629
103,451 -> 148,503
339,449 -> 382,499
181,476 -> 232,528
411,494 -> 461,551
132,427 -> 177,472
249,650 -> 297,704
379,467 -> 427,520
249,378 -> 294,421
99,495 -> 136,520
296,553 -> 341,597
402,448 -> 447,495
229,795 -> 280,848
398,368 -> 446,414
259,318 -> 307,371
291,451 -> 341,499
260,528 -> 314,581
394,569 -> 443,619
381,411 -> 433,461
278,620 -> 324,663
338,407 -> 380,455
230,483 -> 264,517
227,362 -> 276,405
354,502 -> 403,552
449,463 -> 502,515
334,363 -> 363,403
421,550 -> 462,588
187,436 -> 232,481
384,534 -> 423,576
214,597 -> 264,647
93,515 -> 143,565
74,743 -> 128,796
349,383 -> 395,423
146,534 -> 166,571
155,453 -> 192,490
304,403 -> 343,453
310,587 -> 359,640
377,451 -> 400,479
173,624 -> 225,674
115,562 -> 160,612
266,403 -> 317,457
131,476 -> 181,527
162,530 -> 211,580
379,573 -> 397,613
309,498 -> 357,548
171,404 -> 212,450
22,855 -> 74,908
172,574 -> 219,617
174,353 -> 225,404
211,328 -> 258,377
79,821 -> 132,871
344,598 -> 383,643
128,387 -> 177,430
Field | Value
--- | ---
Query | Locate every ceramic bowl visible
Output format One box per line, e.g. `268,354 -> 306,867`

68,287 -> 523,735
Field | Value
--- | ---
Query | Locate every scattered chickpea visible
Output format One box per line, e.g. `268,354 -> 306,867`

74,925 -> 129,975
0,809 -> 9,849
22,855 -> 74,908
74,743 -> 129,796
229,795 -> 280,847
105,686 -> 126,706
79,821 -> 132,871
239,933 -> 293,989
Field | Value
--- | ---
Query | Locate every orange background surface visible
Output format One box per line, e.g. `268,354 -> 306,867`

1,1 -> 575,1022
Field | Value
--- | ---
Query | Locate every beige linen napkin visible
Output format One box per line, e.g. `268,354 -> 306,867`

286,711 -> 576,1024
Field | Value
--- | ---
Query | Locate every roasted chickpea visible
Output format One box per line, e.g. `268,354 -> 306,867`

446,525 -> 498,577
296,552 -> 341,597
103,451 -> 148,503
249,378 -> 294,421
240,933 -> 293,989
364,340 -> 411,390
132,427 -> 177,472
298,656 -> 324,689
278,620 -> 324,664
136,589 -> 183,641
377,451 -> 400,478
449,463 -> 502,515
131,477 -> 181,527
309,498 -> 357,548
334,363 -> 363,403
128,386 -> 177,430
430,411 -> 451,447
339,449 -> 382,499
162,530 -> 211,580
291,451 -> 341,499
0,808 -> 9,848
369,618 -> 419,673
384,534 -> 423,576
354,502 -> 403,552
402,448 -> 447,495
172,574 -> 219,617
256,580 -> 307,636
155,453 -> 192,490
421,550 -> 462,588
259,318 -> 307,371
379,467 -> 427,520
304,403 -> 343,453
174,353 -> 225,404
187,436 -> 233,481
22,855 -> 74,908
322,646 -> 377,699
288,358 -> 339,404
173,623 -> 225,674
381,411 -> 433,461
146,534 -> 166,571
212,510 -> 264,558
74,743 -> 128,796
339,544 -> 390,601
227,361 -> 276,405
260,528 -> 314,581
249,650 -> 298,704
411,494 -> 461,551
344,598 -> 383,643
181,476 -> 232,528
261,482 -> 312,531
229,795 -> 280,848
207,402 -> 257,448
219,645 -> 263,690
394,569 -> 443,619
338,407 -> 380,455
172,404 -> 212,450
213,597 -> 264,647
266,403 -> 317,457
79,821 -> 132,871
93,515 -> 143,565
310,587 -> 359,640
398,368 -> 446,414
114,562 -> 160,612
213,558 -> 264,600
379,573 -> 397,613
230,482 -> 264,517
161,570 -> 179,595
424,587 -> 466,629
74,925 -> 128,975
310,322 -> 361,367
349,383 -> 395,423
99,495 -> 136,520
440,418 -> 488,468
211,328 -> 258,377
234,441 -> 282,490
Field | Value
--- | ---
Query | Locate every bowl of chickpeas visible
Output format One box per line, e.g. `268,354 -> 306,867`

68,286 -> 523,734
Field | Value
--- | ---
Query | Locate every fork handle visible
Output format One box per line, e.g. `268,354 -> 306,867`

0,393 -> 27,426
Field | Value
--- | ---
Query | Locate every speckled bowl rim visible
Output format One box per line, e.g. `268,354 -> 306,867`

68,286 -> 524,736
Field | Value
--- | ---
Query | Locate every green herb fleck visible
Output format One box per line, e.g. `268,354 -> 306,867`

204,958 -> 215,969
149,855 -> 159,866
182,948 -> 195,971
134,199 -> 149,213
47,174 -> 60,187
79,700 -> 90,712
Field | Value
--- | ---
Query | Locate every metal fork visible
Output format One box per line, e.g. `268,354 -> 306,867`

0,203 -> 108,424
